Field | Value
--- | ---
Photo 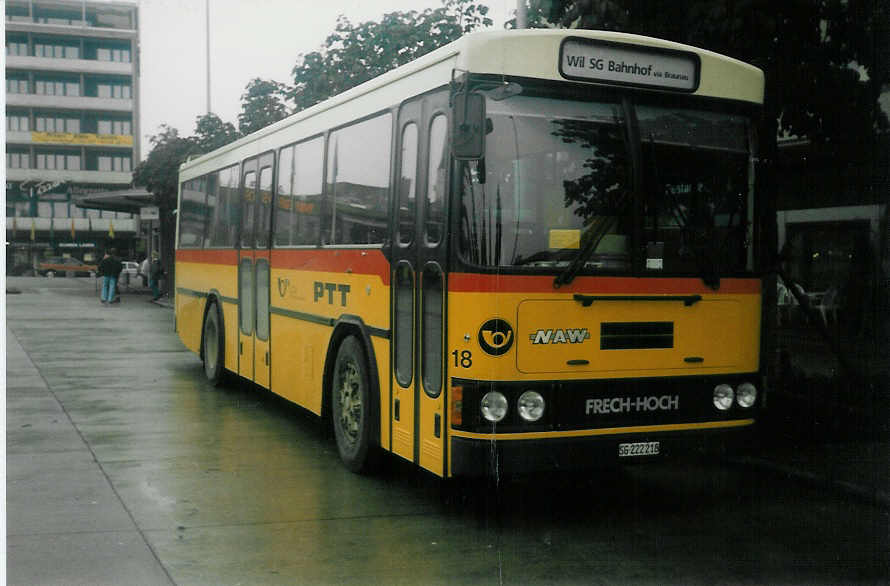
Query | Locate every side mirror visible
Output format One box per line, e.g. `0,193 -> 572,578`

452,92 -> 486,160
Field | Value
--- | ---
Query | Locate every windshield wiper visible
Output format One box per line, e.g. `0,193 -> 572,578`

553,192 -> 629,288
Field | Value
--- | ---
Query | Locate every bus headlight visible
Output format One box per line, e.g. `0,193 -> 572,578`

480,391 -> 508,423
713,384 -> 734,411
736,382 -> 757,408
517,391 -> 545,422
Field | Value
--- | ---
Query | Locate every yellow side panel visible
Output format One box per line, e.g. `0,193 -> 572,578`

269,315 -> 329,415
175,259 -> 239,377
221,300 -> 239,375
175,291 -> 204,354
391,373 -> 414,461
370,337 -> 391,452
418,392 -> 445,476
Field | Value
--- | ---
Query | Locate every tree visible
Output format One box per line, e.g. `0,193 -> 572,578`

238,78 -> 289,136
524,0 -> 887,152
288,0 -> 492,112
132,125 -> 200,296
193,112 -> 239,152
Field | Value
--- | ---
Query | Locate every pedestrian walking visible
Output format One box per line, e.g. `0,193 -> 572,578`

149,252 -> 163,301
97,248 -> 123,305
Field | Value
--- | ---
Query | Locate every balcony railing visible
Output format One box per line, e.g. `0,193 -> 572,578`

6,55 -> 133,75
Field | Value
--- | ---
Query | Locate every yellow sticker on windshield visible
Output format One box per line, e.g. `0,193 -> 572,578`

549,229 -> 581,249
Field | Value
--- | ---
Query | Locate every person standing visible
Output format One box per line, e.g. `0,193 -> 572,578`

149,252 -> 163,301
139,256 -> 149,288
97,248 -> 123,305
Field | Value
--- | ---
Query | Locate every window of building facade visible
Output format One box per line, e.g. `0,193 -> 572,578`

35,114 -> 80,133
7,150 -> 30,169
34,41 -> 80,59
97,119 -> 131,135
7,113 -> 29,132
95,80 -> 131,99
6,39 -> 28,56
7,76 -> 29,94
96,46 -> 131,62
35,77 -> 80,97
96,154 -> 131,172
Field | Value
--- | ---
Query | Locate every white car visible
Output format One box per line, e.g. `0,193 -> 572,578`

119,261 -> 141,286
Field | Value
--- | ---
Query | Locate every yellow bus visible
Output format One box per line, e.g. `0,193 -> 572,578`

175,29 -> 766,478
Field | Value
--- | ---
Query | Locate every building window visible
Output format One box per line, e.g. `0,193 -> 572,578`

7,151 -> 30,169
7,113 -> 29,132
96,81 -> 131,99
97,154 -> 131,172
36,152 -> 80,170
34,42 -> 79,59
97,119 -> 131,135
35,78 -> 80,97
6,41 -> 28,56
96,46 -> 131,63
35,115 -> 80,133
6,77 -> 29,94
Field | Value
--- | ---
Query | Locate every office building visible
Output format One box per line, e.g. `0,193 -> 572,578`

5,0 -> 141,273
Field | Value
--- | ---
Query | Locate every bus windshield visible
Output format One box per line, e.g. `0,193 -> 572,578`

457,94 -> 754,281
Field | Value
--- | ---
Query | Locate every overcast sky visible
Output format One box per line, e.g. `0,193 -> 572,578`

138,0 -> 511,158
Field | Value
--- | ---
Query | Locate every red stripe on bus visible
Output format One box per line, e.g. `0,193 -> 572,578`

271,249 -> 391,284
176,249 -> 239,264
176,248 -> 391,284
448,273 -> 761,294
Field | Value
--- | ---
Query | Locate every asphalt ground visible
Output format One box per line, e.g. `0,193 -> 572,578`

5,275 -> 888,585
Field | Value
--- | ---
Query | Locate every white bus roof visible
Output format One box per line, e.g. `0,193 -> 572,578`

180,29 -> 764,179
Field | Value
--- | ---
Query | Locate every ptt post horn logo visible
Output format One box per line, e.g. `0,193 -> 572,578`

277,277 -> 289,297
478,318 -> 514,356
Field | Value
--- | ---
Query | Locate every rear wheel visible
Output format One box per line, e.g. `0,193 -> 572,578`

202,301 -> 225,386
331,335 -> 379,473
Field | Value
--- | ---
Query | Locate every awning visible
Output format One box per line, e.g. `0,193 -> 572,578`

75,187 -> 153,214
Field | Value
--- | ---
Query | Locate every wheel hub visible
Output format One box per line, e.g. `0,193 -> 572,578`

338,362 -> 362,444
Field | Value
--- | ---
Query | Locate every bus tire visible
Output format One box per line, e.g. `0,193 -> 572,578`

331,335 -> 379,474
202,301 -> 225,386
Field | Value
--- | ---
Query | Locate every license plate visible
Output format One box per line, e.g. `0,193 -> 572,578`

618,441 -> 660,457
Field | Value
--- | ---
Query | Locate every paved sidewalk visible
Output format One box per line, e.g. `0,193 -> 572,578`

6,324 -> 174,585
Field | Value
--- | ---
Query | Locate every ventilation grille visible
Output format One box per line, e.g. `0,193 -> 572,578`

601,322 -> 674,350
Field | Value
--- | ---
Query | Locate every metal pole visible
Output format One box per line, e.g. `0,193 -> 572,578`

516,0 -> 527,29
206,0 -> 211,114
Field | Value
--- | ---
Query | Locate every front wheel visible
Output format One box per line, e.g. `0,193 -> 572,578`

202,301 -> 225,386
331,335 -> 379,474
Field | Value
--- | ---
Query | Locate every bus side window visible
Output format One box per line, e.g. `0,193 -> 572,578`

327,113 -> 392,245
425,114 -> 447,246
398,123 -> 418,246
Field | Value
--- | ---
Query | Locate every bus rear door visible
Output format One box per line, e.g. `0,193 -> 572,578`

237,153 -> 275,388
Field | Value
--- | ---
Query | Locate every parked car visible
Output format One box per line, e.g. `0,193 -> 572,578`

38,257 -> 96,277
119,261 -> 140,287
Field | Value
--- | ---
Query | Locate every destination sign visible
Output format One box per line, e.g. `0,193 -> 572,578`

559,38 -> 699,92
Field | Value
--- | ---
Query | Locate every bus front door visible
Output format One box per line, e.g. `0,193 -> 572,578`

393,95 -> 449,476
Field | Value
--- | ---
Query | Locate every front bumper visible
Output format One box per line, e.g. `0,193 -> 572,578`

450,421 -> 755,477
